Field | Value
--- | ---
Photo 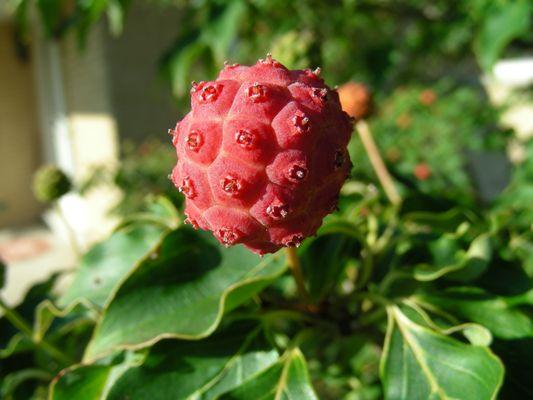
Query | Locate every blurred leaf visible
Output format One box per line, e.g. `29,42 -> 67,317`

106,0 -> 131,36
36,0 -> 62,36
475,0 -> 531,70
418,287 -> 532,339
381,306 -> 504,400
1,369 -> 51,398
84,227 -> 287,361
76,0 -> 110,47
201,1 -> 247,63
403,208 -> 474,233
59,224 -> 166,309
0,275 -> 58,357
414,233 -> 492,282
168,41 -> 209,97
219,348 -> 318,400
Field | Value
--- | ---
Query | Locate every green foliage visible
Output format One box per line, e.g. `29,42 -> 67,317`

3,146 -> 532,398
381,306 -> 503,400
16,0 -> 532,96
349,82 -> 509,201
4,1 -> 532,398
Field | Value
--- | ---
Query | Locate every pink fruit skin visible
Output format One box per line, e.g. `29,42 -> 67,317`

171,56 -> 352,255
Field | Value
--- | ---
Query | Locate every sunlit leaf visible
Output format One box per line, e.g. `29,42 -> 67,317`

58,224 -> 166,309
380,306 -> 504,400
220,348 -> 318,400
417,287 -> 532,339
414,233 -> 491,281
84,227 -> 287,361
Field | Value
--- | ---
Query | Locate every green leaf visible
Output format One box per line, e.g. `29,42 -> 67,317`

381,306 -> 504,400
50,352 -> 145,400
52,364 -> 115,400
1,368 -> 51,398
51,322 -> 278,400
414,233 -> 492,282
475,0 -> 531,70
417,287 -> 532,339
219,348 -> 318,400
107,322 -> 278,400
300,233 -> 358,301
1,274 -> 58,358
201,1 -> 248,63
84,227 -> 287,361
58,224 -> 166,309
168,41 -> 209,97
403,208 -> 475,233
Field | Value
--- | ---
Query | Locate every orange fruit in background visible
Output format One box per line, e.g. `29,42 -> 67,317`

338,82 -> 373,120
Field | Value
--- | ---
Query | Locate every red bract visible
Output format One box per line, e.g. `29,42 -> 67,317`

171,55 -> 353,254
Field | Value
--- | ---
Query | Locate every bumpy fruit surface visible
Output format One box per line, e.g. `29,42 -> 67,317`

171,55 -> 352,254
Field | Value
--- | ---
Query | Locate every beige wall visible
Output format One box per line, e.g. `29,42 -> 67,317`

0,22 -> 42,227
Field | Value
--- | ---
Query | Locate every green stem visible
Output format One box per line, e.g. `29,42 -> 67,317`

54,202 -> 82,258
0,298 -> 73,366
356,245 -> 374,290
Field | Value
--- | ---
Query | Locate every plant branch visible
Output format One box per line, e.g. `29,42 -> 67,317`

356,120 -> 401,206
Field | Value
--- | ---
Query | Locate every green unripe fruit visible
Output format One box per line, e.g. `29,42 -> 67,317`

33,165 -> 72,203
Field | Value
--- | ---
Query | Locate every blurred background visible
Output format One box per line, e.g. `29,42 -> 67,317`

0,0 -> 531,304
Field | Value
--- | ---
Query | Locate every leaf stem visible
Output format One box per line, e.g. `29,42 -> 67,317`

356,120 -> 401,206
285,248 -> 310,303
0,298 -> 73,366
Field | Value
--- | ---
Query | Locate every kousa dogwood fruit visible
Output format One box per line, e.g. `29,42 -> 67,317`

170,55 -> 352,254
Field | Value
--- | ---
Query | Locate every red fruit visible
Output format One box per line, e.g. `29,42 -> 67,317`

171,55 -> 353,254
414,163 -> 432,181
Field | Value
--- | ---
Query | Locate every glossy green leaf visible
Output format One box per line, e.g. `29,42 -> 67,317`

84,227 -> 286,360
51,322 -> 278,400
58,224 -> 166,309
50,352 -> 145,400
107,322 -> 278,400
414,234 -> 491,282
417,287 -> 532,339
220,348 -> 318,400
381,306 -> 503,400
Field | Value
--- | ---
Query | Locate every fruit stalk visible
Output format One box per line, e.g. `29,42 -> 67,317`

285,247 -> 310,302
355,120 -> 401,206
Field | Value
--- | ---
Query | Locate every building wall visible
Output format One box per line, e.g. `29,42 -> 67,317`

0,22 -> 42,227
104,2 -> 182,141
